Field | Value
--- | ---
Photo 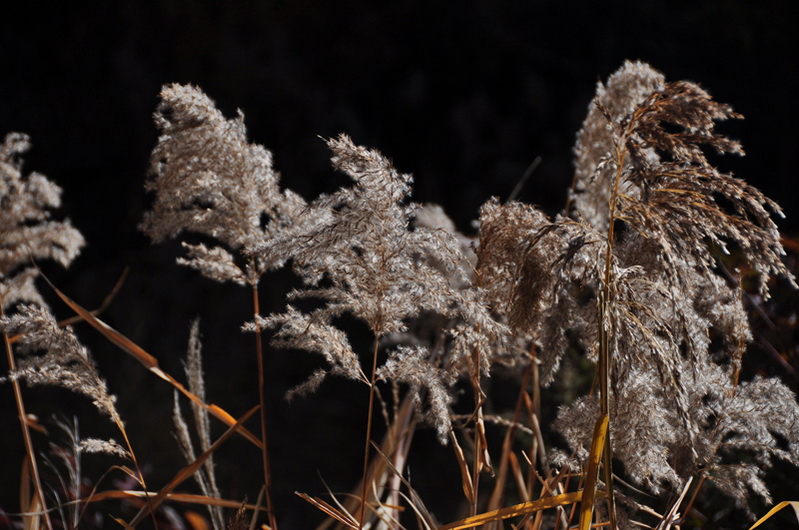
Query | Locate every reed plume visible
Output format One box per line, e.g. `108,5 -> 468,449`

477,61 -> 799,521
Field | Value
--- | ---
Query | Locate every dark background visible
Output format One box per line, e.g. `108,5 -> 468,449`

2,1 -> 798,528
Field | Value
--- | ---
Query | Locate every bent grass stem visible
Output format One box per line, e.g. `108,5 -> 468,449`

2,304 -> 53,530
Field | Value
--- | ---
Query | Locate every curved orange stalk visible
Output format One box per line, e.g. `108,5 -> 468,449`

2,304 -> 53,530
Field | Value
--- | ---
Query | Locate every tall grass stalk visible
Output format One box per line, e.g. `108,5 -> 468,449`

251,282 -> 277,530
593,114 -> 635,530
2,304 -> 53,530
359,336 -> 382,528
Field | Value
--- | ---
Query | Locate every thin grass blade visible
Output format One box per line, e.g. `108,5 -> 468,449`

128,405 -> 259,527
113,517 -> 136,529
297,493 -> 359,528
371,442 -> 439,529
45,277 -> 263,449
79,490 -> 267,512
749,501 -> 799,529
450,430 -> 475,504
656,476 -> 692,530
579,414 -> 609,530
438,491 -> 585,530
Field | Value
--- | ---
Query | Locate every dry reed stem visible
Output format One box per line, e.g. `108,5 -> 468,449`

47,277 -> 263,449
6,268 -> 128,346
252,283 -> 277,530
298,493 -> 359,529
439,490 -> 589,530
2,304 -> 53,530
593,120 -> 632,530
748,501 -> 799,529
509,452 -> 530,503
579,414 -> 609,530
358,336 -> 382,528
450,430 -> 475,505
675,474 -> 706,527
468,329 -> 492,518
76,489 -> 268,512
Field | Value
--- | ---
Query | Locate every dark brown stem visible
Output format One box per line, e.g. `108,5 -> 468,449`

470,363 -> 482,517
1,304 -> 54,530
677,474 -> 707,526
467,279 -> 489,518
252,284 -> 278,530
358,336 -> 382,528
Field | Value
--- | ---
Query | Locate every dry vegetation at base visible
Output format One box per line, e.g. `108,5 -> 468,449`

2,61 -> 799,530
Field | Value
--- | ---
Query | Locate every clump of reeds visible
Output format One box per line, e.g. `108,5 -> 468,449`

480,60 -> 799,525
2,62 -> 798,530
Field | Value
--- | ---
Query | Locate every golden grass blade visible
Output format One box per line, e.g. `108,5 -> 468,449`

297,492 -> 359,529
579,414 -> 609,530
537,462 -> 571,498
20,457 -> 42,530
19,450 -> 30,515
509,452 -> 529,503
7,268 -> 129,345
58,267 -> 130,329
4,308 -> 51,530
45,277 -> 263,449
438,491 -> 585,530
8,267 -> 129,344
509,452 -> 537,530
523,392 -> 547,470
474,409 -> 493,475
113,517 -> 136,529
118,465 -> 140,481
749,501 -> 799,529
449,430 -> 475,504
78,490 -> 267,511
128,405 -> 260,528
183,510 -> 210,530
